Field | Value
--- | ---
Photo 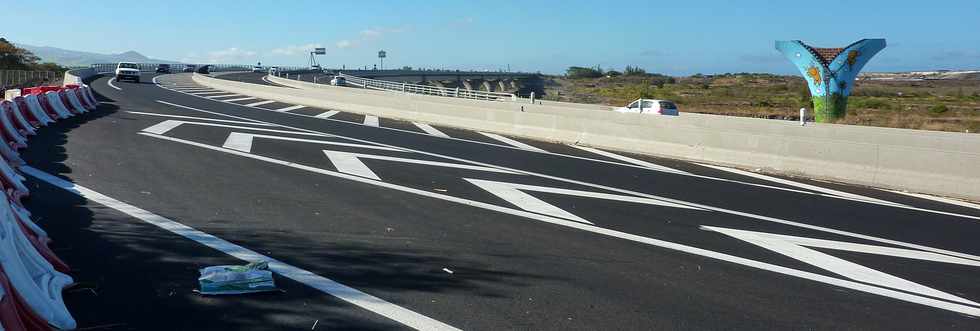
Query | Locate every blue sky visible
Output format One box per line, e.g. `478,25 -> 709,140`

2,0 -> 979,75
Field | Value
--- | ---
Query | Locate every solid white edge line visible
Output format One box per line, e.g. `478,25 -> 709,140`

570,145 -> 688,174
21,166 -> 460,331
127,134 -> 980,318
478,132 -> 547,153
107,78 -> 122,91
890,190 -> 980,211
697,163 -> 907,207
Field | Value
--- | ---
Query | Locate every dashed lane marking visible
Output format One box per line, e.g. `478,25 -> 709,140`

478,132 -> 547,152
570,145 -> 689,174
314,110 -> 339,118
413,123 -> 450,138
274,105 -> 306,112
244,100 -> 277,107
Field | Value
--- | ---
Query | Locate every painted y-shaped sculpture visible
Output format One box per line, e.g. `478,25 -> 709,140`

776,39 -> 886,122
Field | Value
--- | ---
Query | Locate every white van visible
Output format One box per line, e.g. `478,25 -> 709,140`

614,99 -> 679,116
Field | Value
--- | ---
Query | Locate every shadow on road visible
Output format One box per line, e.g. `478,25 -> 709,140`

16,80 -> 561,329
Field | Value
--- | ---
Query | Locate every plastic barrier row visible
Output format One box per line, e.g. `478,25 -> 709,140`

0,84 -> 98,330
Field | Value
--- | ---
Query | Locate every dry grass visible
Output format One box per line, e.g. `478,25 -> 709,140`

542,74 -> 980,133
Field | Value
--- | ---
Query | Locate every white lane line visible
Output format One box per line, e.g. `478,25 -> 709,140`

889,191 -> 980,211
222,132 -> 404,153
478,132 -> 547,153
205,94 -> 241,99
244,100 -> 277,107
191,91 -> 229,95
274,105 -> 306,112
133,133 -> 980,318
125,111 -> 277,126
696,163 -> 906,206
363,115 -> 380,127
107,78 -> 122,91
570,145 -> 688,174
314,110 -> 340,118
141,120 -> 184,134
413,123 -> 450,138
21,166 -> 460,331
151,101 -> 980,235
224,97 -> 257,102
156,82 -> 939,211
141,120 -> 325,137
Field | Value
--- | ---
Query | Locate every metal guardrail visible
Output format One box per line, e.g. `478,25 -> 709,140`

88,63 -> 307,74
335,73 -> 517,101
0,70 -> 62,91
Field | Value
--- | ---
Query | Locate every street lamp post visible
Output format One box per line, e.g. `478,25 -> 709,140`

378,50 -> 387,70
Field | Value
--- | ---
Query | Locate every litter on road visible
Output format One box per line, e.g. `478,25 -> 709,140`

197,261 -> 278,295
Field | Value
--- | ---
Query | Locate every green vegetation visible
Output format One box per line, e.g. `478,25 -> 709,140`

0,37 -> 68,71
542,70 -> 980,133
566,66 -> 604,79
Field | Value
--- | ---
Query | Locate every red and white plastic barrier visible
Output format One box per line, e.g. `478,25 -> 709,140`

0,81 -> 101,330
42,92 -> 73,120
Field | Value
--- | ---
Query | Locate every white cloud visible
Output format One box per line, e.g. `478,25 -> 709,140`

335,40 -> 352,49
271,43 -> 323,56
359,26 -> 409,39
181,47 -> 257,63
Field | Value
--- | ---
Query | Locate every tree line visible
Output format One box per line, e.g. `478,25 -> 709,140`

0,37 -> 67,72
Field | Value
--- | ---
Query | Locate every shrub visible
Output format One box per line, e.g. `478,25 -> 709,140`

928,104 -> 949,114
849,98 -> 892,110
566,66 -> 603,79
624,65 -> 647,76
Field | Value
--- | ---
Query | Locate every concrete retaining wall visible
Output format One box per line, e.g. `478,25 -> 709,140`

196,73 -> 980,201
63,68 -> 97,86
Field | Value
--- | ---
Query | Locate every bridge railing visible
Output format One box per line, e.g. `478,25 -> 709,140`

336,73 -> 517,102
0,70 -> 62,92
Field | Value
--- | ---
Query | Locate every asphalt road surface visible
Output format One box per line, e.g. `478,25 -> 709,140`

27,72 -> 980,330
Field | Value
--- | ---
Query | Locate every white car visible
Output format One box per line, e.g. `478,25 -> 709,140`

115,62 -> 141,83
330,76 -> 345,86
251,65 -> 263,73
614,99 -> 679,116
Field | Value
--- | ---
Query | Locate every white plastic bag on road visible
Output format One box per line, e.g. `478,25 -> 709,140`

197,261 -> 277,295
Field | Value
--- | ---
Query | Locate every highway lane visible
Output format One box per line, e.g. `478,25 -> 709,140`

28,72 -> 980,329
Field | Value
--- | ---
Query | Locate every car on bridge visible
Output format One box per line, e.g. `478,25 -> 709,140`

330,75 -> 345,86
614,99 -> 679,116
252,65 -> 264,73
155,64 -> 171,73
115,62 -> 141,83
182,64 -> 196,73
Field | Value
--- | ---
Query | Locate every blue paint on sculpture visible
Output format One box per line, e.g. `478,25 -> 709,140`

775,39 -> 886,122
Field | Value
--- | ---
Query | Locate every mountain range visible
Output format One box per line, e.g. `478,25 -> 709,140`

16,43 -> 180,66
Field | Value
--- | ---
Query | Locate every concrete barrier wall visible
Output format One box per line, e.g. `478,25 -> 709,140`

197,73 -> 980,201
63,68 -> 97,86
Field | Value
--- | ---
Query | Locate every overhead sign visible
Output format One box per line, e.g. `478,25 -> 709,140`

314,48 -> 326,55
378,50 -> 386,58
